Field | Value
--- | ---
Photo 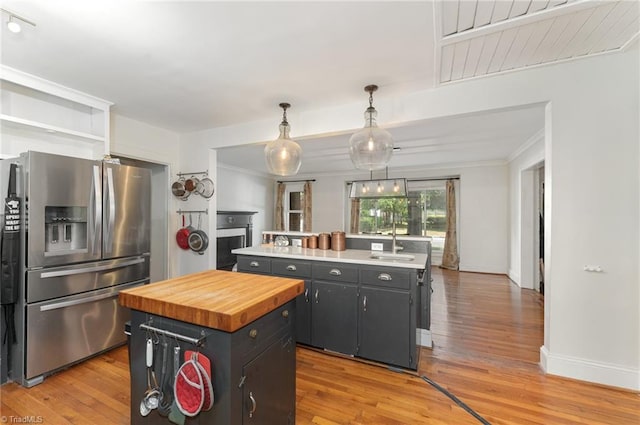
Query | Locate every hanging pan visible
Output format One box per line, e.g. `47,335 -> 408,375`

188,214 -> 209,255
195,177 -> 214,199
171,178 -> 185,198
176,215 -> 190,250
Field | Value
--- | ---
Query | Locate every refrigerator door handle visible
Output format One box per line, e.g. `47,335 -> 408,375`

40,257 -> 146,279
92,164 -> 102,254
39,279 -> 149,312
105,167 -> 116,254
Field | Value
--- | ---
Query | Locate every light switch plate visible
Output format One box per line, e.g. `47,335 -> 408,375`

371,243 -> 383,251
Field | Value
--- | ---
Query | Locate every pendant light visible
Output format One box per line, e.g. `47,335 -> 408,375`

348,167 -> 407,198
264,102 -> 302,176
349,84 -> 394,170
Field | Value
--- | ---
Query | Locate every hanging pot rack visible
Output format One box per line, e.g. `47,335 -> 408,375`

176,209 -> 208,215
140,321 -> 206,347
176,170 -> 208,177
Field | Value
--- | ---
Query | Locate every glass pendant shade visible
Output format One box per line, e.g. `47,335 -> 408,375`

349,85 -> 394,171
265,104 -> 302,176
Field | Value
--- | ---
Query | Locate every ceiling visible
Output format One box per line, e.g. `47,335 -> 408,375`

1,1 -> 638,175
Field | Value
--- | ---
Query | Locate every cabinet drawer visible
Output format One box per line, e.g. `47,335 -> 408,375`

272,259 -> 312,278
360,266 -> 413,290
312,262 -> 359,283
237,256 -> 271,274
233,301 -> 295,359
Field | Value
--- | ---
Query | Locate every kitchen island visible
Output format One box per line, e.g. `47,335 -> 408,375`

233,244 -> 430,370
119,269 -> 303,425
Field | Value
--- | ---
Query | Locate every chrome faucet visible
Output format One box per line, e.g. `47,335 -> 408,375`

391,222 -> 403,254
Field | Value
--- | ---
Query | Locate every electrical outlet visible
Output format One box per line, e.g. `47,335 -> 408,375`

371,243 -> 383,251
291,239 -> 302,247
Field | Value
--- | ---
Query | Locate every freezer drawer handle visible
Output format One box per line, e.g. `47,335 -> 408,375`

39,279 -> 148,312
39,257 -> 146,278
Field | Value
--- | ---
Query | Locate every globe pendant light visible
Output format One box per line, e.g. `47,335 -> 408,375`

265,102 -> 302,176
349,84 -> 394,170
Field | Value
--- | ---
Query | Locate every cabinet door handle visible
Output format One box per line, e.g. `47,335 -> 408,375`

286,264 -> 297,271
377,273 -> 392,281
250,261 -> 260,268
329,268 -> 342,276
248,391 -> 257,418
314,289 -> 319,303
304,288 -> 309,303
363,295 -> 367,312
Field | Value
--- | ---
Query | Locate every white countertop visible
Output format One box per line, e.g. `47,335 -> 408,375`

233,245 -> 428,269
261,231 -> 432,242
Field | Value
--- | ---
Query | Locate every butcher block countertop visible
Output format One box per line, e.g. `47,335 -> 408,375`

119,270 -> 303,332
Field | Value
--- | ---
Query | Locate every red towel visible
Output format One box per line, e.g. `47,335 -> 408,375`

174,359 -> 204,417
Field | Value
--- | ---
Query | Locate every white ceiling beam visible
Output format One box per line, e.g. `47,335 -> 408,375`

441,0 -> 603,46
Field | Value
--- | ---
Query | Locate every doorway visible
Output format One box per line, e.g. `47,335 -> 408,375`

536,166 -> 545,295
116,156 -> 169,283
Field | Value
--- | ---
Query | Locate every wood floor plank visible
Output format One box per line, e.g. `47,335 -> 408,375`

1,267 -> 638,424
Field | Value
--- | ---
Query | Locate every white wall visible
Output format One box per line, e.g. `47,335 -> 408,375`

508,134 -> 545,287
217,164 -> 274,247
181,48 -> 640,390
236,162 -> 509,274
176,145 -> 217,276
110,114 -> 181,279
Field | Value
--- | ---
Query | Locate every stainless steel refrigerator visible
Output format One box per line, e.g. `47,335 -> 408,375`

1,151 -> 151,387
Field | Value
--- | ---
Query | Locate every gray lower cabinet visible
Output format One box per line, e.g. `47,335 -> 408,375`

359,265 -> 417,369
271,258 -> 312,346
237,255 -> 420,370
311,280 -> 358,355
358,287 -> 413,368
242,334 -> 295,424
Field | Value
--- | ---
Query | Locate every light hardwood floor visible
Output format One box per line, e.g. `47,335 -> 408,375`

2,268 -> 638,424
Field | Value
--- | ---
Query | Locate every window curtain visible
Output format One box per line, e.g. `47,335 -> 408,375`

440,179 -> 459,270
303,181 -> 312,232
349,196 -> 360,234
275,182 -> 285,231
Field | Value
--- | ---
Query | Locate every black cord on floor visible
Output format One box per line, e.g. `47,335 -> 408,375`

421,375 -> 491,425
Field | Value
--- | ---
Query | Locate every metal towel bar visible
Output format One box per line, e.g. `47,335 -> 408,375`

139,322 -> 206,347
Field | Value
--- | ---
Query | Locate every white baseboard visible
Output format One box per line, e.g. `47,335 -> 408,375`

508,269 -> 521,286
417,328 -> 432,348
540,345 -> 640,391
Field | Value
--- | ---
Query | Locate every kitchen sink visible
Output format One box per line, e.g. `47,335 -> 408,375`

369,253 -> 415,261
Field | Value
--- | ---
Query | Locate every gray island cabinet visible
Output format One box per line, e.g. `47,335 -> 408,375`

119,269 -> 303,425
235,247 -> 427,370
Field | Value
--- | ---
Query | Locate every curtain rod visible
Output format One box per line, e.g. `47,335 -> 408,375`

277,179 -> 316,183
407,176 -> 460,182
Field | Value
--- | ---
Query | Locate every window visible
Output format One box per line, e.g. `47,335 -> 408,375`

357,198 -> 408,235
349,179 -> 457,261
285,185 -> 304,231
